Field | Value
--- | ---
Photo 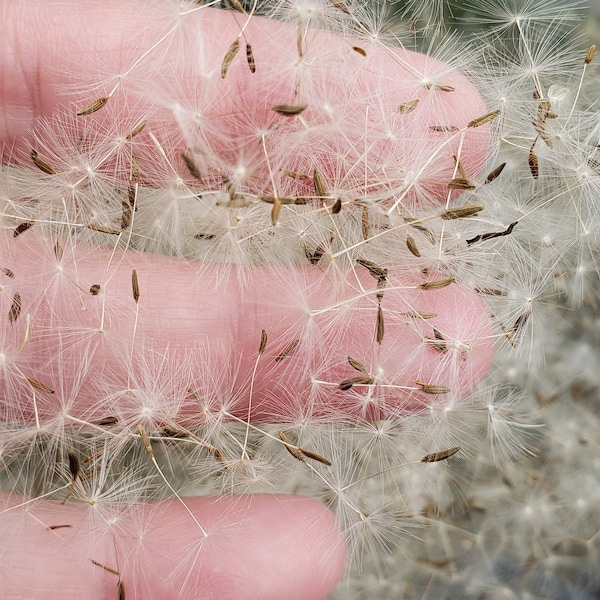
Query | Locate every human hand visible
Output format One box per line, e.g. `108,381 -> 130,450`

0,1 -> 496,598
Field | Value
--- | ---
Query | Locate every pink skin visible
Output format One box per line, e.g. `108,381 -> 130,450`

0,2 -> 494,599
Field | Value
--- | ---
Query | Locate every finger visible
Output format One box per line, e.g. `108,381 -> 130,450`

2,1 -> 490,204
0,491 -> 345,600
0,230 -> 494,427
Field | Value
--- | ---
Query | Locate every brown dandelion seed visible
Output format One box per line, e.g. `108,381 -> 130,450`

121,199 -> 132,230
98,416 -> 118,426
356,258 -> 387,280
275,338 -> 300,362
8,292 -> 21,324
418,278 -> 454,291
30,149 -> 56,174
118,581 -> 126,600
305,244 -> 325,265
259,329 -> 268,355
127,183 -> 137,212
352,46 -> 367,57
89,284 -> 100,295
246,42 -> 256,73
361,206 -> 370,241
338,375 -> 374,391
447,178 -> 475,190
1,267 -> 14,278
415,380 -> 450,394
48,524 -> 72,531
466,221 -> 518,245
182,151 -> 203,181
484,162 -> 506,184
427,328 -> 448,354
272,104 -> 306,116
131,269 -> 140,303
14,221 -> 34,237
376,305 -> 384,343
67,451 -> 80,483
329,0 -> 351,14
528,146 -> 539,179
53,240 -> 63,260
76,97 -> 109,116
433,84 -> 455,92
137,425 -> 154,457
91,560 -> 120,576
584,44 -> 596,65
283,169 -> 310,180
125,120 -> 147,140
26,378 -> 54,394
468,110 -> 500,128
331,197 -> 342,214
421,446 -> 460,463
429,125 -> 459,132
313,169 -> 327,198
279,431 -> 306,463
86,223 -> 121,235
221,38 -> 240,78
348,356 -> 368,373
406,234 -> 421,257
271,197 -> 282,226
397,99 -> 419,114
440,205 -> 483,220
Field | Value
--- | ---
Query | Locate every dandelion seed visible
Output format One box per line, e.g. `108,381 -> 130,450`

25,378 -> 54,394
420,446 -> 460,463
406,234 -> 421,257
331,197 -> 342,214
14,222 -> 34,237
402,311 -> 437,319
430,125 -> 459,132
130,154 -> 142,181
338,375 -> 374,390
86,223 -> 120,235
137,425 -> 154,457
397,99 -> 419,114
376,305 -> 384,343
182,150 -> 203,181
272,104 -> 307,116
299,447 -> 332,466
466,221 -> 518,245
439,205 -> 483,220
414,380 -> 450,394
361,206 -> 370,241
194,233 -> 216,240
468,110 -> 500,128
283,169 -> 310,180
125,120 -> 147,140
98,416 -> 118,426
221,38 -> 240,78
329,0 -> 351,14
405,220 -> 436,244
432,84 -> 455,92
279,431 -> 306,462
53,241 -> 63,260
528,148 -> 539,179
484,162 -> 506,184
453,155 -> 468,180
246,42 -> 256,73
475,288 -> 506,296
67,451 -> 80,483
118,581 -> 126,600
91,560 -> 120,576
1,267 -> 14,278
418,278 -> 454,291
47,524 -> 72,530
275,338 -> 300,362
352,46 -> 367,57
8,292 -> 21,324
121,199 -> 132,230
313,169 -> 327,198
584,44 -> 596,65
447,178 -> 475,190
305,244 -> 326,265
76,97 -> 109,116
131,269 -> 140,303
348,356 -> 368,372
356,258 -> 387,280
271,197 -> 282,226
426,328 -> 448,353
259,329 -> 268,355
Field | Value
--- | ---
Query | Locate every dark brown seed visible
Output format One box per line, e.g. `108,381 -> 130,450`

275,339 -> 300,362
376,305 -> 384,343
76,97 -> 109,116
98,416 -> 119,426
67,451 -> 80,482
433,84 -> 455,92
259,329 -> 268,355
338,375 -> 374,391
429,125 -> 459,132
484,162 -> 506,184
126,120 -> 147,140
8,292 -> 21,324
89,284 -> 101,295
14,222 -> 34,237
356,258 -> 387,280
313,169 -> 327,198
347,356 -> 368,373
246,43 -> 256,73
421,446 -> 460,463
361,206 -> 370,241
182,151 -> 203,181
331,198 -> 342,214
329,0 -> 351,14
30,149 -> 56,174
466,221 -> 518,245
414,380 -> 450,394
26,378 -> 54,394
352,46 -> 367,57
528,147 -> 539,179
279,431 -> 306,463
1,267 -> 14,278
118,581 -> 126,600
272,104 -> 307,117
121,199 -> 132,230
48,524 -> 72,530
305,244 -> 325,265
